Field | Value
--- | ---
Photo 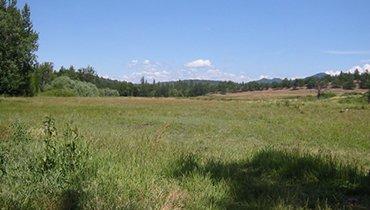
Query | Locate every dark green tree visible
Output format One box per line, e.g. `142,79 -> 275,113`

32,62 -> 55,92
342,73 -> 355,90
353,69 -> 361,81
77,66 -> 97,83
0,1 -> 38,96
359,71 -> 369,89
305,78 -> 316,89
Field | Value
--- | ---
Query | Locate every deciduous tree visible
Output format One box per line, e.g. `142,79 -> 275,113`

0,1 -> 38,96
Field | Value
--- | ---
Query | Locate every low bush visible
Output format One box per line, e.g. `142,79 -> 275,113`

99,88 -> 120,97
320,91 -> 336,99
43,76 -> 99,97
342,92 -> 362,96
338,92 -> 368,104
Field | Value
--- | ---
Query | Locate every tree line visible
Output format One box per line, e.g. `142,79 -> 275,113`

0,1 -> 369,97
31,63 -> 369,97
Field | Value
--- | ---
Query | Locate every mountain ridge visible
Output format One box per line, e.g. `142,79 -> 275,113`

157,73 -> 329,84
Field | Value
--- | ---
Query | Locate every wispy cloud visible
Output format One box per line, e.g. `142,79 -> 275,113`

123,59 -> 250,83
182,59 -> 249,82
185,59 -> 212,68
323,50 -> 370,55
325,63 -> 370,76
123,59 -> 171,82
259,75 -> 270,79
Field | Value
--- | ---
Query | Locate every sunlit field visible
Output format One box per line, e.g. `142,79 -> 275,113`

0,92 -> 369,209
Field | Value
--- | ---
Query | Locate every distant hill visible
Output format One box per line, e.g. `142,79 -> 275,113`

161,79 -> 222,85
159,72 -> 330,85
255,73 -> 329,84
306,73 -> 328,79
255,78 -> 282,84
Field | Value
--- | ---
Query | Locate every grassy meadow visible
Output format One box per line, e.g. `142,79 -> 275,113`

0,91 -> 369,209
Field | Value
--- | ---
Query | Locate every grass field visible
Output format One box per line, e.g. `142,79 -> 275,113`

0,91 -> 369,209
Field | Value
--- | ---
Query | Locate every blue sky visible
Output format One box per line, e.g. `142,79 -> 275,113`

19,0 -> 370,82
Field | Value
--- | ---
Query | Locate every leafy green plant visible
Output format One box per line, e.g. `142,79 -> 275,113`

0,117 -> 94,209
338,92 -> 368,104
10,120 -> 30,143
319,91 -> 336,99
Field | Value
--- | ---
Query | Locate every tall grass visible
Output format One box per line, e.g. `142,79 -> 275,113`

0,96 -> 369,209
164,149 -> 370,209
0,117 -> 94,209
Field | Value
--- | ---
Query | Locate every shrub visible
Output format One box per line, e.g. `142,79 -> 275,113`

338,92 -> 368,104
43,76 -> 99,97
41,88 -> 77,97
319,91 -> 336,99
74,81 -> 99,97
366,91 -> 370,103
99,88 -> 120,97
47,76 -> 76,89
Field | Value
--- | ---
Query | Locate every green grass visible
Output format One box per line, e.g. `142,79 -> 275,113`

0,96 -> 369,209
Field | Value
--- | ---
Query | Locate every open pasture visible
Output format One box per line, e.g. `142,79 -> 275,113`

0,94 -> 369,209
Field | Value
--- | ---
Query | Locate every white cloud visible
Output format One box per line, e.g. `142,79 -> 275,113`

122,59 -> 250,83
127,59 -> 139,68
185,59 -> 212,68
179,67 -> 248,82
325,70 -> 339,76
182,59 -> 249,81
207,69 -> 221,76
124,60 -> 172,82
364,64 -> 370,71
259,75 -> 270,79
325,64 -> 370,76
324,50 -> 370,55
325,70 -> 341,76
348,65 -> 362,74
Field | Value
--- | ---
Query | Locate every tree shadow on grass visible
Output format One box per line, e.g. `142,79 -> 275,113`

61,189 -> 81,210
167,149 -> 370,209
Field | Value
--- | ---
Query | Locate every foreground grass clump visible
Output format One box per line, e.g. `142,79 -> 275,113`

0,117 -> 94,209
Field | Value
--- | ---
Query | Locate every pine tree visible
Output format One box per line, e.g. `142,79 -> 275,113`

359,71 -> 369,89
354,69 -> 361,80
